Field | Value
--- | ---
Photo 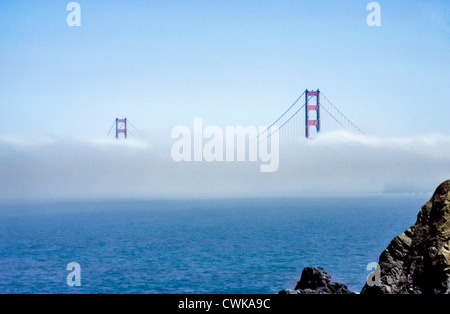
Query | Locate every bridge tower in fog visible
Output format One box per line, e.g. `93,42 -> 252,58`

257,88 -> 365,141
115,118 -> 127,139
108,118 -> 143,139
305,89 -> 320,139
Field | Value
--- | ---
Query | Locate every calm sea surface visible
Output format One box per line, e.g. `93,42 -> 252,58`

0,196 -> 429,294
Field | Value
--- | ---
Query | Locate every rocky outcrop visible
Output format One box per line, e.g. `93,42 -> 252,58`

361,180 -> 450,294
279,267 -> 354,294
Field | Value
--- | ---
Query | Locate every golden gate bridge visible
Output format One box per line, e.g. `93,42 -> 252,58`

108,89 -> 365,141
258,89 -> 365,141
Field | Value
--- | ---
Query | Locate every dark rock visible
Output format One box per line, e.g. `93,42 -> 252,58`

361,180 -> 450,294
279,267 -> 354,294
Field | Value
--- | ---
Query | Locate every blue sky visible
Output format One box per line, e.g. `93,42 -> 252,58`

1,0 -> 449,137
0,1 -> 449,200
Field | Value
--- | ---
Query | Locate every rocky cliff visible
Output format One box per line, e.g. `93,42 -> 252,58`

361,180 -> 450,294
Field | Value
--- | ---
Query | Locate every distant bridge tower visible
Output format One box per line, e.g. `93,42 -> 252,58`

305,89 -> 320,139
115,118 -> 127,139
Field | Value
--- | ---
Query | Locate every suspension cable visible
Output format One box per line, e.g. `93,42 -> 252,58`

321,93 -> 366,135
257,91 -> 305,139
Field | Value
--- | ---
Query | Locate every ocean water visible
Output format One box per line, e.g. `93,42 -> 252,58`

0,196 -> 429,294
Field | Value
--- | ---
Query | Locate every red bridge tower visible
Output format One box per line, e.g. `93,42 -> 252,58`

116,118 -> 127,139
305,89 -> 320,139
